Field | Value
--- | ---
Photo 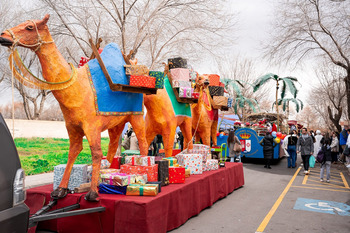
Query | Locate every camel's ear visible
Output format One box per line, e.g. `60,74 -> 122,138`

39,14 -> 50,26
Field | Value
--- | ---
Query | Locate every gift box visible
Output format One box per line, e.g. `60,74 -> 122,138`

110,156 -> 122,169
227,97 -> 233,108
125,155 -> 155,166
189,71 -> 197,81
207,74 -> 220,86
178,87 -> 193,98
54,164 -> 88,190
168,57 -> 187,69
172,80 -> 191,88
120,164 -> 158,182
169,167 -> 185,183
209,86 -> 224,96
154,155 -> 165,161
213,96 -> 228,107
98,184 -> 127,195
100,173 -> 136,186
176,154 -> 203,174
170,68 -> 190,81
99,169 -> 122,183
192,92 -> 199,99
219,82 -> 225,88
206,159 -> 219,171
185,144 -> 210,163
129,75 -> 156,88
162,157 -> 178,167
155,160 -> 169,186
134,174 -> 148,185
147,181 -> 162,193
124,65 -> 149,76
100,159 -> 111,169
185,168 -> 191,178
126,184 -> 158,196
149,71 -> 165,89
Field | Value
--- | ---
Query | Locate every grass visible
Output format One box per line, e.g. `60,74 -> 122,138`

15,137 -> 111,175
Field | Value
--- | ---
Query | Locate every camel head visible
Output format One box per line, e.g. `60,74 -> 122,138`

194,74 -> 210,91
0,14 -> 51,50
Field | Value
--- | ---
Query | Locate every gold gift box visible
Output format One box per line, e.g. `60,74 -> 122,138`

126,184 -> 158,196
185,168 -> 191,178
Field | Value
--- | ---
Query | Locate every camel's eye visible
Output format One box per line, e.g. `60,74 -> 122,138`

25,25 -> 34,30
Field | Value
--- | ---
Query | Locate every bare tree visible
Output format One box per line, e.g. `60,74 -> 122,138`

266,0 -> 350,118
307,63 -> 347,132
40,0 -> 236,68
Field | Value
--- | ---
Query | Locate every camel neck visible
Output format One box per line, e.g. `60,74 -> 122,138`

35,42 -> 71,83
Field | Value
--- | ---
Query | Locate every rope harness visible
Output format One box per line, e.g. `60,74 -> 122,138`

6,20 -> 77,90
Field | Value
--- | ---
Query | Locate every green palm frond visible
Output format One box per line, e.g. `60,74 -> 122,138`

234,95 -> 259,113
221,78 -> 243,95
281,77 -> 298,98
275,98 -> 304,113
253,73 -> 276,92
272,99 -> 283,110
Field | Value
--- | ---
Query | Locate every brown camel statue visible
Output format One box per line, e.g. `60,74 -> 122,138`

191,75 -> 219,146
0,14 -> 149,201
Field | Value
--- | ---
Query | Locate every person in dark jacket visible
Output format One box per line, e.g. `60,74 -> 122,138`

177,131 -> 184,151
320,138 -> 332,183
297,128 -> 314,175
259,132 -> 276,169
156,134 -> 163,154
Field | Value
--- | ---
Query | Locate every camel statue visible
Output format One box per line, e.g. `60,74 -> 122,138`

0,14 -> 149,201
191,75 -> 219,146
143,64 -> 194,157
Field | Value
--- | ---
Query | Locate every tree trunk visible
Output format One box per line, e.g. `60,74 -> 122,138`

346,71 -> 350,120
327,106 -> 342,133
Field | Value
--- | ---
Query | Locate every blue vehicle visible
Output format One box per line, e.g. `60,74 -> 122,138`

216,127 -> 284,159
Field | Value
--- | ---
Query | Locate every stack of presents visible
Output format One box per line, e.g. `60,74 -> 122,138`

53,144 -> 219,197
206,74 -> 233,109
124,64 -> 165,89
168,57 -> 199,100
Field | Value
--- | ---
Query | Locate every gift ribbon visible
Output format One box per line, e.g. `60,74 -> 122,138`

131,157 -> 135,165
139,186 -> 144,196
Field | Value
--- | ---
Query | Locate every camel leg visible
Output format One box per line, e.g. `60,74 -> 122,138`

51,128 -> 83,199
179,117 -> 193,150
84,131 -> 103,202
199,128 -> 211,146
106,124 -> 125,163
162,127 -> 175,158
211,120 -> 218,146
195,131 -> 201,144
130,115 -> 148,155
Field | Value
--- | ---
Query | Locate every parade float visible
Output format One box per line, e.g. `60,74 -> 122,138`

0,15 -> 244,233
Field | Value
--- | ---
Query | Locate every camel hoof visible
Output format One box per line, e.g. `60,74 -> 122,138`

51,187 -> 69,199
84,191 -> 99,202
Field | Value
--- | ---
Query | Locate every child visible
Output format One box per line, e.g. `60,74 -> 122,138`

320,138 -> 332,183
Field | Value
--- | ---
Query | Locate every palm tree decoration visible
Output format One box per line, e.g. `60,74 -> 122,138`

220,78 -> 244,96
233,95 -> 259,122
272,98 -> 304,119
253,73 -> 299,130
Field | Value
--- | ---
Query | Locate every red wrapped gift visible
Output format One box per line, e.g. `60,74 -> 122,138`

191,92 -> 199,99
169,167 -> 185,184
129,75 -> 156,88
219,82 -> 225,87
120,164 -> 158,182
110,156 -> 122,169
205,74 -> 220,86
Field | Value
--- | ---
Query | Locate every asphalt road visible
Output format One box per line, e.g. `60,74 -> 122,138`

171,157 -> 350,233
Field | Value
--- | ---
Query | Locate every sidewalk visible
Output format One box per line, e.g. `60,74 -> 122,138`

25,172 -> 53,189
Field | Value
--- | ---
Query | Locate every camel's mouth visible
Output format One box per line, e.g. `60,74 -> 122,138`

204,80 -> 210,86
0,37 -> 13,47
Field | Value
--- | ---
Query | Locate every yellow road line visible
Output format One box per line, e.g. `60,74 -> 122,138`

256,167 -> 301,232
340,172 -> 349,189
302,173 -> 308,185
302,182 -> 350,190
308,177 -> 344,185
292,185 -> 350,193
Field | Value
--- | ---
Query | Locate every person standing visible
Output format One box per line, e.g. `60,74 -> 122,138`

320,138 -> 332,183
259,131 -> 276,169
228,130 -> 242,162
156,134 -> 163,154
313,130 -> 323,157
330,132 -> 339,163
129,131 -> 139,151
284,131 -> 298,168
297,128 -> 314,175
178,131 -> 184,151
339,125 -> 349,162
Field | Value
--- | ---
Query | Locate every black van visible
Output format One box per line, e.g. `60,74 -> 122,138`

0,113 -> 29,232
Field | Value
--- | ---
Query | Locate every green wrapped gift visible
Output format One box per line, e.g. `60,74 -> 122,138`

162,157 -> 178,167
149,71 -> 164,89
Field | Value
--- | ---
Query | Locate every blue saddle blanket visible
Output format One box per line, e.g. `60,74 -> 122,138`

87,43 -> 143,116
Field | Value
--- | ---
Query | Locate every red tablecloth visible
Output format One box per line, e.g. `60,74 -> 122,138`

26,162 -> 244,233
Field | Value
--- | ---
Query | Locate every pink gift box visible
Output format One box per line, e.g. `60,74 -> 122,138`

203,159 -> 219,171
178,87 -> 193,98
125,155 -> 155,166
120,164 -> 158,182
176,153 -> 203,174
170,68 -> 190,81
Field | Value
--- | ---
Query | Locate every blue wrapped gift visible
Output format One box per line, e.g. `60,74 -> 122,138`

98,184 -> 127,195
